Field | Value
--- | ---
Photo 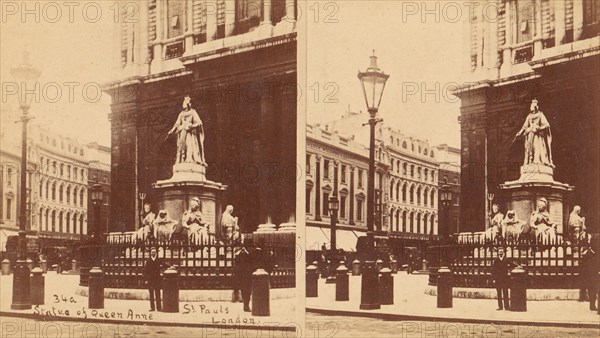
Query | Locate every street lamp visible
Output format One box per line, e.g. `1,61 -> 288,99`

357,51 -> 389,310
91,184 -> 104,241
11,50 -> 41,310
440,179 -> 452,240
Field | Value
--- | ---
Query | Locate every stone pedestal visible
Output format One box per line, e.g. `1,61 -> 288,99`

500,165 -> 573,234
153,165 -> 227,238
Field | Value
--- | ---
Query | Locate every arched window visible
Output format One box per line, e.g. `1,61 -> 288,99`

416,187 -> 421,204
396,160 -> 400,173
424,214 -> 429,234
74,168 -> 78,180
402,184 -> 407,202
80,215 -> 85,235
402,211 -> 407,232
73,214 -> 78,234
51,210 -> 56,232
389,182 -> 394,201
402,141 -> 407,149
58,211 -> 63,232
424,148 -> 428,155
390,136 -> 394,144
38,209 -> 43,231
65,212 -> 70,233
39,180 -> 43,197
430,150 -> 434,157
424,168 -> 428,181
66,186 -> 71,204
411,143 -> 415,151
60,163 -> 64,177
390,160 -> 394,172
395,183 -> 400,202
73,187 -> 78,204
81,169 -> 85,180
430,189 -> 436,208
45,210 -> 49,231
409,212 -> 414,232
424,188 -> 429,206
409,185 -> 415,204
80,189 -> 85,206
67,165 -> 71,179
52,182 -> 57,200
403,163 -> 407,175
431,215 -> 435,234
59,184 -> 64,202
417,212 -> 422,233
395,210 -> 400,232
410,165 -> 415,178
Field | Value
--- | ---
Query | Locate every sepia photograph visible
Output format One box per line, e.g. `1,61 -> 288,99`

1,0 -> 600,337
1,0 -> 298,336
304,1 -> 599,337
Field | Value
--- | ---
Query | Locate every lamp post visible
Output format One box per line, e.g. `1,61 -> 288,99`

11,50 -> 41,310
440,180 -> 452,241
91,184 -> 104,242
357,51 -> 389,310
325,170 -> 340,284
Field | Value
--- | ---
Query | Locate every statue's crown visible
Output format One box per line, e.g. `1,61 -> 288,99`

183,95 -> 191,106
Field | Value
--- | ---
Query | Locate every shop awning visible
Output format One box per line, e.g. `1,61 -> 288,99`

306,226 -> 362,252
0,229 -> 19,252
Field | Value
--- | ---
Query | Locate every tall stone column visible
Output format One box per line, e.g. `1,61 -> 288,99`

151,0 -> 164,72
184,0 -> 194,54
533,0 -> 543,58
262,0 -> 272,25
554,0 -> 566,46
224,0 -> 236,36
573,0 -> 584,41
349,167 -> 355,225
315,156 -> 321,221
206,0 -> 218,41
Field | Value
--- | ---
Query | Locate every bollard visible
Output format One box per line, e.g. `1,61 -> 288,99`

510,266 -> 527,311
306,265 -> 318,297
26,259 -> 34,271
390,259 -> 398,274
335,265 -> 349,301
428,267 -> 439,286
162,267 -> 179,313
422,259 -> 428,271
40,259 -> 48,273
437,267 -> 453,308
352,260 -> 361,276
88,267 -> 104,309
1,259 -> 9,275
379,268 -> 394,305
252,269 -> 270,316
30,268 -> 45,305
376,259 -> 384,272
359,261 -> 381,310
71,260 -> 78,272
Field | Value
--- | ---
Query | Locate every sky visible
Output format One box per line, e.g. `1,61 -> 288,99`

1,1 -> 117,146
306,1 -> 464,148
1,1 -> 465,149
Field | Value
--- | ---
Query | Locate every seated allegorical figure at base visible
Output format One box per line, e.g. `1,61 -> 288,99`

501,210 -> 523,241
569,205 -> 586,243
153,210 -> 177,243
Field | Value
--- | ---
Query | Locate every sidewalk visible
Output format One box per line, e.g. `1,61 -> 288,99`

0,274 -> 297,331
306,274 -> 600,328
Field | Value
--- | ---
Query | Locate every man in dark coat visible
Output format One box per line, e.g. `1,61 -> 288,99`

234,240 -> 262,312
491,247 -> 514,310
581,235 -> 599,311
144,247 -> 167,311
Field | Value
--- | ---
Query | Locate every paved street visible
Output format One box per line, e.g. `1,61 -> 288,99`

306,313 -> 600,338
307,273 -> 600,327
0,274 -> 297,331
0,316 -> 298,337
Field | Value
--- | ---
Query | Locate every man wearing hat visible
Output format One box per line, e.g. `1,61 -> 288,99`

234,239 -> 263,312
580,234 -> 599,311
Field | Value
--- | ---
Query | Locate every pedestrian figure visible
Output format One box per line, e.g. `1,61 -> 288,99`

492,247 -> 514,310
580,235 -> 599,311
145,247 -> 167,311
234,239 -> 262,312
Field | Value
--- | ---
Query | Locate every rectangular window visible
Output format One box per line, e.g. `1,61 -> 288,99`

322,192 -> 329,216
167,0 -> 184,38
6,199 -> 12,220
340,196 -> 346,219
357,199 -> 363,221
341,165 -> 347,183
7,168 -> 12,187
323,160 -> 330,179
306,188 -> 311,213
306,154 -> 311,175
358,169 -> 363,188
